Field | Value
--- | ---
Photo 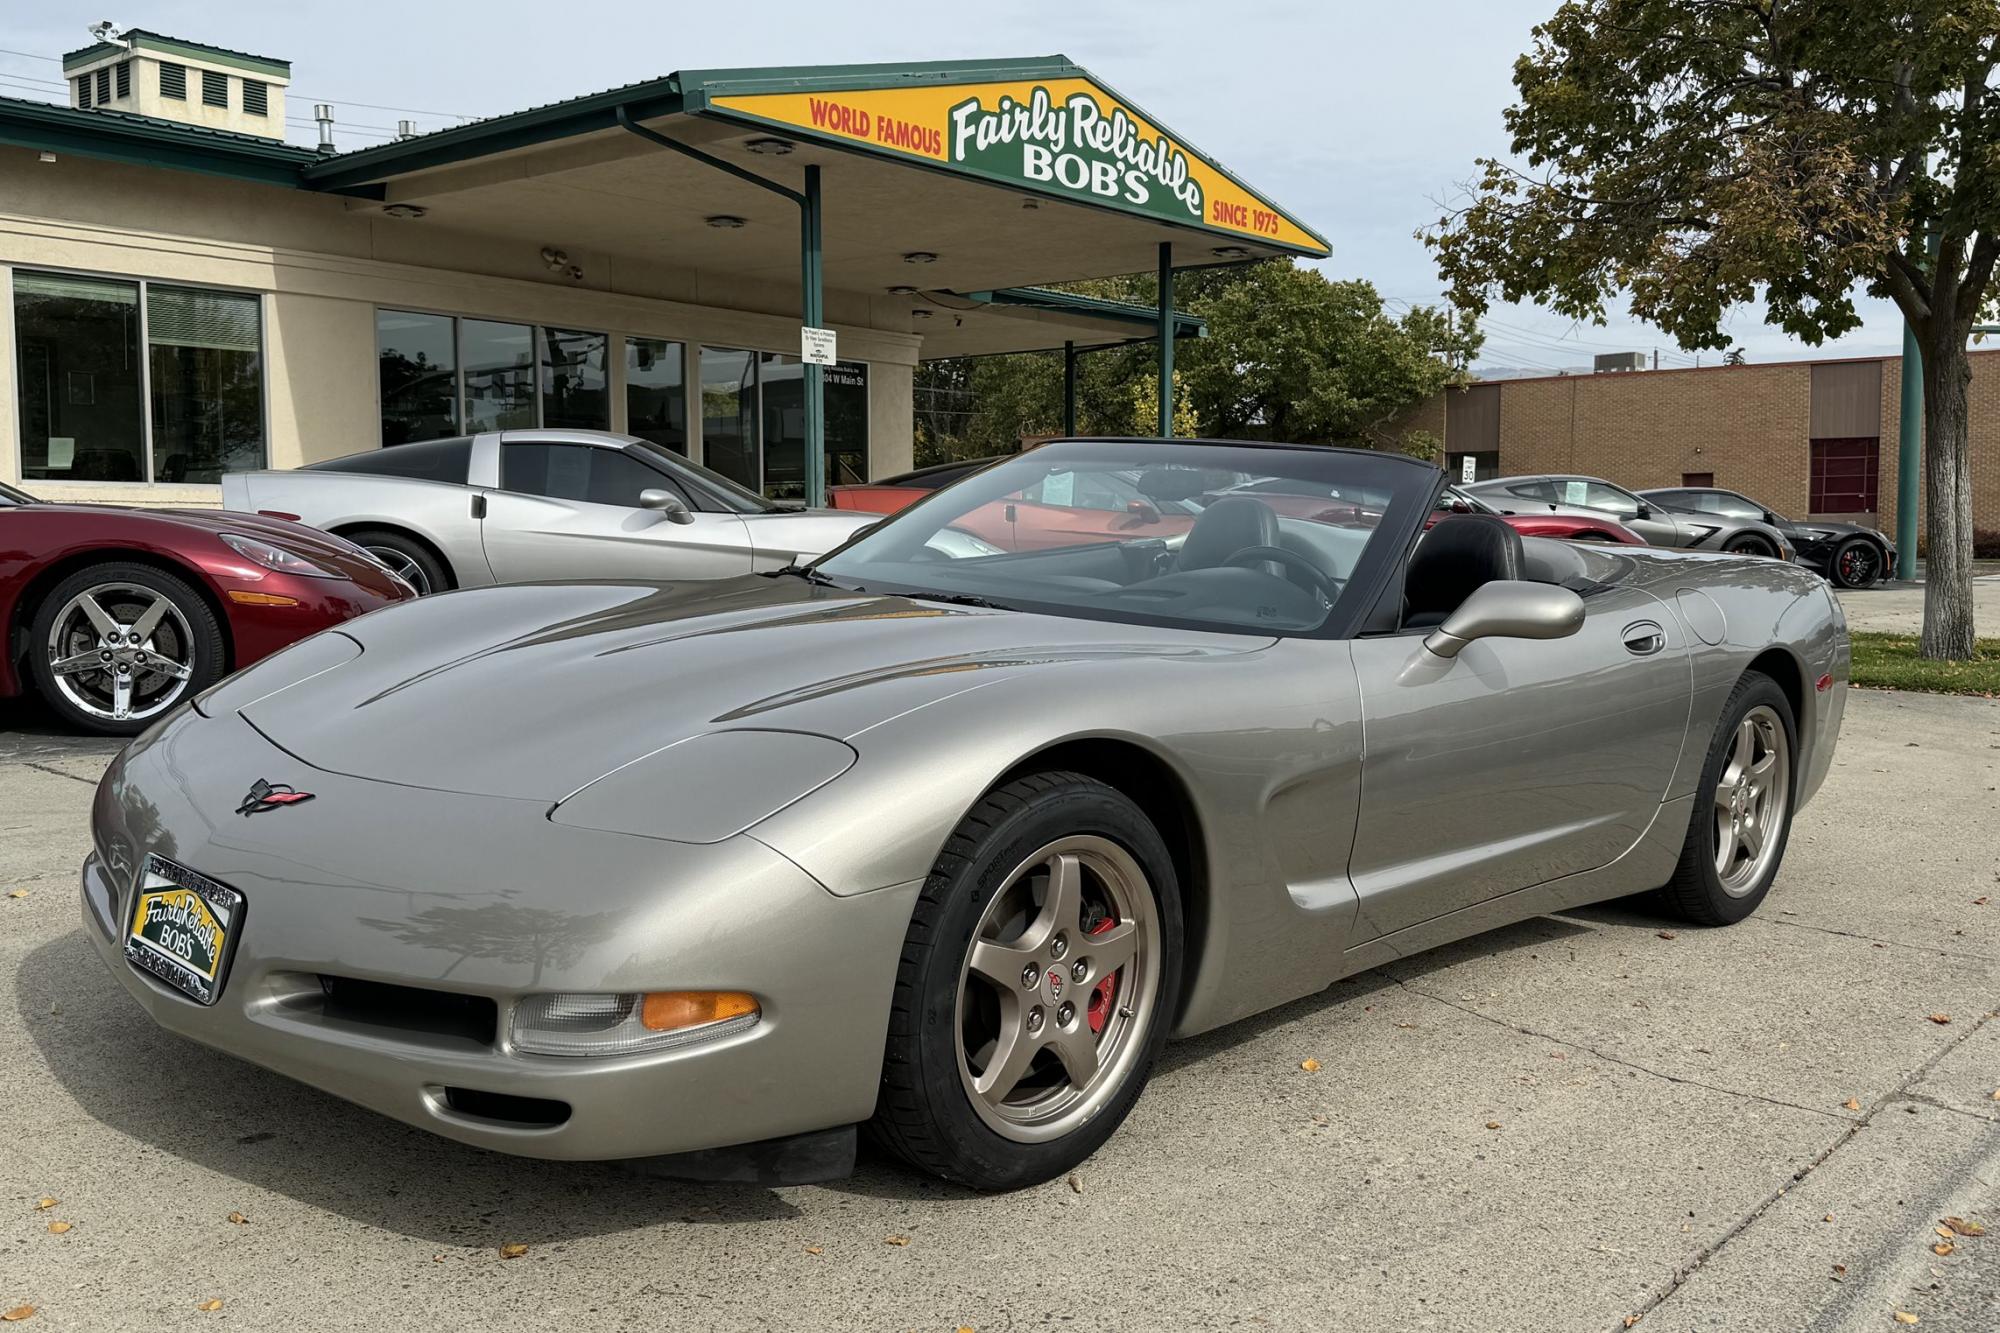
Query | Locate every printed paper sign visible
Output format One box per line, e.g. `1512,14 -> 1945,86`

801,326 -> 838,366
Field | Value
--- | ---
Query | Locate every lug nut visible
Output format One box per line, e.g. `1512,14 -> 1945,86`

1022,964 -> 1040,989
1026,1007 -> 1044,1034
1049,933 -> 1069,961
1056,1001 -> 1076,1027
1071,960 -> 1088,982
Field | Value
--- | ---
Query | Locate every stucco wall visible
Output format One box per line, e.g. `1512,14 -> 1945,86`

1,150 -> 920,504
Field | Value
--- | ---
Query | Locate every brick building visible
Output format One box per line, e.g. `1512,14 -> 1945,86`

1409,350 -> 2000,544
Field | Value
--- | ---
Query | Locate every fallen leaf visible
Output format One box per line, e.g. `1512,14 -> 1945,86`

1894,1313 -> 1919,1325
1485,1121 -> 1503,1130
1936,1226 -> 1955,1239
6,890 -> 27,900
1394,1021 -> 1417,1030
1942,1217 -> 1986,1237
1656,931 -> 1676,940
1832,1263 -> 1847,1275
1,1307 -> 33,1323
1990,1089 -> 2000,1101
44,1223 -> 69,1235
498,1243 -> 528,1259
226,1212 -> 248,1225
1974,896 -> 1989,906
1299,1058 -> 1320,1072
1623,1318 -> 1640,1329
431,1254 -> 444,1263
803,1246 -> 823,1255
1823,1214 -> 1835,1223
1067,1174 -> 1083,1194
1927,1014 -> 1952,1025
1842,1097 -> 1862,1111
1933,1242 -> 1955,1256
197,1300 -> 223,1313
884,1235 -> 910,1247
31,1199 -> 55,1212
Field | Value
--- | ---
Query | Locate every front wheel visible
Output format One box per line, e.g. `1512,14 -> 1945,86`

1662,672 -> 1796,925
1723,535 -> 1777,558
869,772 -> 1182,1190
1830,537 -> 1884,589
26,562 -> 225,735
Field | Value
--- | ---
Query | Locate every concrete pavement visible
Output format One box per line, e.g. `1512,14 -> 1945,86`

2,689 -> 1996,1331
1836,576 -> 2000,636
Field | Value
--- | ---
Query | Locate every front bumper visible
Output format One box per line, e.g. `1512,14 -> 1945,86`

84,708 -> 918,1161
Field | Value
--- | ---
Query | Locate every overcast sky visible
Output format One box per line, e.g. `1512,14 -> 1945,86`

5,0 -> 1907,372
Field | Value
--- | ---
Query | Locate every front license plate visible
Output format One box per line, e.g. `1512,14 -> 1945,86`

124,856 -> 244,1006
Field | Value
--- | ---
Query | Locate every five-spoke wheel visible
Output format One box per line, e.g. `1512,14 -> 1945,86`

26,563 -> 224,735
1665,671 -> 1797,924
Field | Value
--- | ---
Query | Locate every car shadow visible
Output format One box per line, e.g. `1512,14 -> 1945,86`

0,695 -> 124,759
17,929 -> 800,1242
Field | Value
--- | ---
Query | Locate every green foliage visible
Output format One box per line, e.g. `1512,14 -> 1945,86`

1849,631 -> 2000,694
913,261 -> 1477,466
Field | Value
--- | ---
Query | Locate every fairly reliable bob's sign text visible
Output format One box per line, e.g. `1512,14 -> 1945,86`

707,76 -> 1328,257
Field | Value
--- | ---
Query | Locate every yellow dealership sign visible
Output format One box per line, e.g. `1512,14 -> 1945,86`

702,74 -> 1329,258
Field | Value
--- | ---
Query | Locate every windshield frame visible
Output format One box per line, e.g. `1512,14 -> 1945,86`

0,479 -> 34,507
811,437 -> 1441,640
629,441 -> 782,514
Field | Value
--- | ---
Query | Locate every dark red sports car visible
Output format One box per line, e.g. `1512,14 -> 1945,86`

1,479 -> 414,735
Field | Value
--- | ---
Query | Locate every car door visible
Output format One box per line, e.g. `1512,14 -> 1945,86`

479,438 -> 753,583
1344,575 -> 1691,942
1559,479 -> 1685,546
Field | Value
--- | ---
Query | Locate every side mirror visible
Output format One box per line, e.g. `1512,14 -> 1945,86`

1764,510 -> 1781,526
1125,499 -> 1161,524
1424,580 -> 1586,659
1634,502 -> 1654,520
639,489 -> 695,525
1450,497 -> 1473,514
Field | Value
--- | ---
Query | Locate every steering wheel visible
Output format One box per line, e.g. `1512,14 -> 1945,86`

1223,544 -> 1339,600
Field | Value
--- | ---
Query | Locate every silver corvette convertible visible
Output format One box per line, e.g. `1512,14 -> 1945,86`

221,430 -> 879,594
90,438 -> 1848,1190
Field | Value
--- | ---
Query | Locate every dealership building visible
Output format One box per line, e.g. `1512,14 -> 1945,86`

0,30 -> 1324,507
1414,350 -> 2000,546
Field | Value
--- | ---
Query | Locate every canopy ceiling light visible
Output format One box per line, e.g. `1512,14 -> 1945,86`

1211,244 -> 1253,259
382,203 -> 427,220
744,137 -> 796,155
886,285 -> 920,296
706,215 -> 747,229
902,251 -> 938,264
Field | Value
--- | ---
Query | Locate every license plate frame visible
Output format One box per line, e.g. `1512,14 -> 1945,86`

124,855 -> 245,1006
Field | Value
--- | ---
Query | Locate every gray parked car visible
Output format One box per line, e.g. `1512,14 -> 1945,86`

1465,474 -> 1796,560
94,438 -> 1847,1190
221,430 -> 880,594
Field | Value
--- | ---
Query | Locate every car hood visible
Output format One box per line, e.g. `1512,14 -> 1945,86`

21,503 -> 401,592
740,508 -> 881,562
231,575 -> 1266,801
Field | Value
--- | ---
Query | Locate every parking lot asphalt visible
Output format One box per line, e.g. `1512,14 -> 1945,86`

2,686 -> 1996,1333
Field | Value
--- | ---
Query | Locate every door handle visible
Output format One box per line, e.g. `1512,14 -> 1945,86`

470,493 -> 487,519
1621,620 -> 1666,655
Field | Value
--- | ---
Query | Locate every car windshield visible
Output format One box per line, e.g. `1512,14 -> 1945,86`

0,479 -> 33,506
813,439 -> 1430,635
631,441 -> 780,514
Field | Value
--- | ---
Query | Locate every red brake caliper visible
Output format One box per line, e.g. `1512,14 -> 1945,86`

1086,915 -> 1118,1035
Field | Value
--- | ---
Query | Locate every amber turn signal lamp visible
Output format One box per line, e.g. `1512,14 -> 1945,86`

226,590 -> 301,607
641,991 -> 758,1032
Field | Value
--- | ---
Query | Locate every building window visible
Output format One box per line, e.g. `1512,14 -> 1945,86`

96,68 -> 111,104
116,61 -> 131,98
625,338 -> 686,454
825,361 -> 869,489
159,62 -> 187,100
75,75 -> 92,109
539,328 -> 608,430
462,320 -> 536,433
12,270 -> 265,484
377,310 -> 459,444
202,70 -> 228,109
147,286 -> 264,483
242,80 -> 268,116
1682,471 -> 1714,488
1809,438 -> 1879,514
700,347 -> 758,490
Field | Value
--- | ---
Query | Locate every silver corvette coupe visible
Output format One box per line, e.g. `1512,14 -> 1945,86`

90,438 -> 1848,1190
221,430 -> 880,594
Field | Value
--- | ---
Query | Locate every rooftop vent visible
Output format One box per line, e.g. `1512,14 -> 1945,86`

63,29 -> 290,141
1593,352 -> 1647,373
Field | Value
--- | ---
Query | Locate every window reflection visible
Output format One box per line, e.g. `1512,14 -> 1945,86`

701,346 -> 757,490
377,310 -> 458,444
540,327 -> 608,430
462,319 -> 535,433
625,337 -> 686,454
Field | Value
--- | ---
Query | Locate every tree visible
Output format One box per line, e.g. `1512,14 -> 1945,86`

1425,0 -> 1998,659
913,262 -> 1477,464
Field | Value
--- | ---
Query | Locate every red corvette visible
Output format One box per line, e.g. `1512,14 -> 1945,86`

1430,486 -> 1645,543
1,479 -> 413,735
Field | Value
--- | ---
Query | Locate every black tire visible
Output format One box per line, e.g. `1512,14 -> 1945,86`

868,771 -> 1183,1190
1723,535 -> 1776,558
1829,537 -> 1885,589
25,561 -> 226,737
1662,671 -> 1797,926
343,528 -> 450,595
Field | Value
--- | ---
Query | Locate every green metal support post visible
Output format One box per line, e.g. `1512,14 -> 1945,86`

1896,322 -> 1922,582
1063,340 -> 1077,436
1156,242 -> 1174,437
801,165 -> 825,509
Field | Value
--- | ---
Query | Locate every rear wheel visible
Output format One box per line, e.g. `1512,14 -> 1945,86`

1830,537 -> 1884,589
869,772 -> 1182,1190
1723,535 -> 1777,558
1662,672 -> 1796,925
344,528 -> 448,596
26,562 -> 224,736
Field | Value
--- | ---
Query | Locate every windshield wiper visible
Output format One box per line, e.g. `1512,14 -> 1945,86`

764,564 -> 846,589
900,589 -> 1013,611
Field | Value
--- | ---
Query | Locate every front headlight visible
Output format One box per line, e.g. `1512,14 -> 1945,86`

219,532 -> 341,579
510,991 -> 760,1057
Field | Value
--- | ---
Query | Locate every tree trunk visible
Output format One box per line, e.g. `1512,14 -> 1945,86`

1919,332 -> 1977,660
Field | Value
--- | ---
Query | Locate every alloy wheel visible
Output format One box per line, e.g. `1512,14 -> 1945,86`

1837,543 -> 1879,588
364,545 -> 430,595
1713,704 -> 1791,896
954,835 -> 1162,1143
44,582 -> 196,724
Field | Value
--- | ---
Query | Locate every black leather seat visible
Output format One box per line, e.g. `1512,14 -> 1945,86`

1404,514 -> 1523,628
1179,496 -> 1280,571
